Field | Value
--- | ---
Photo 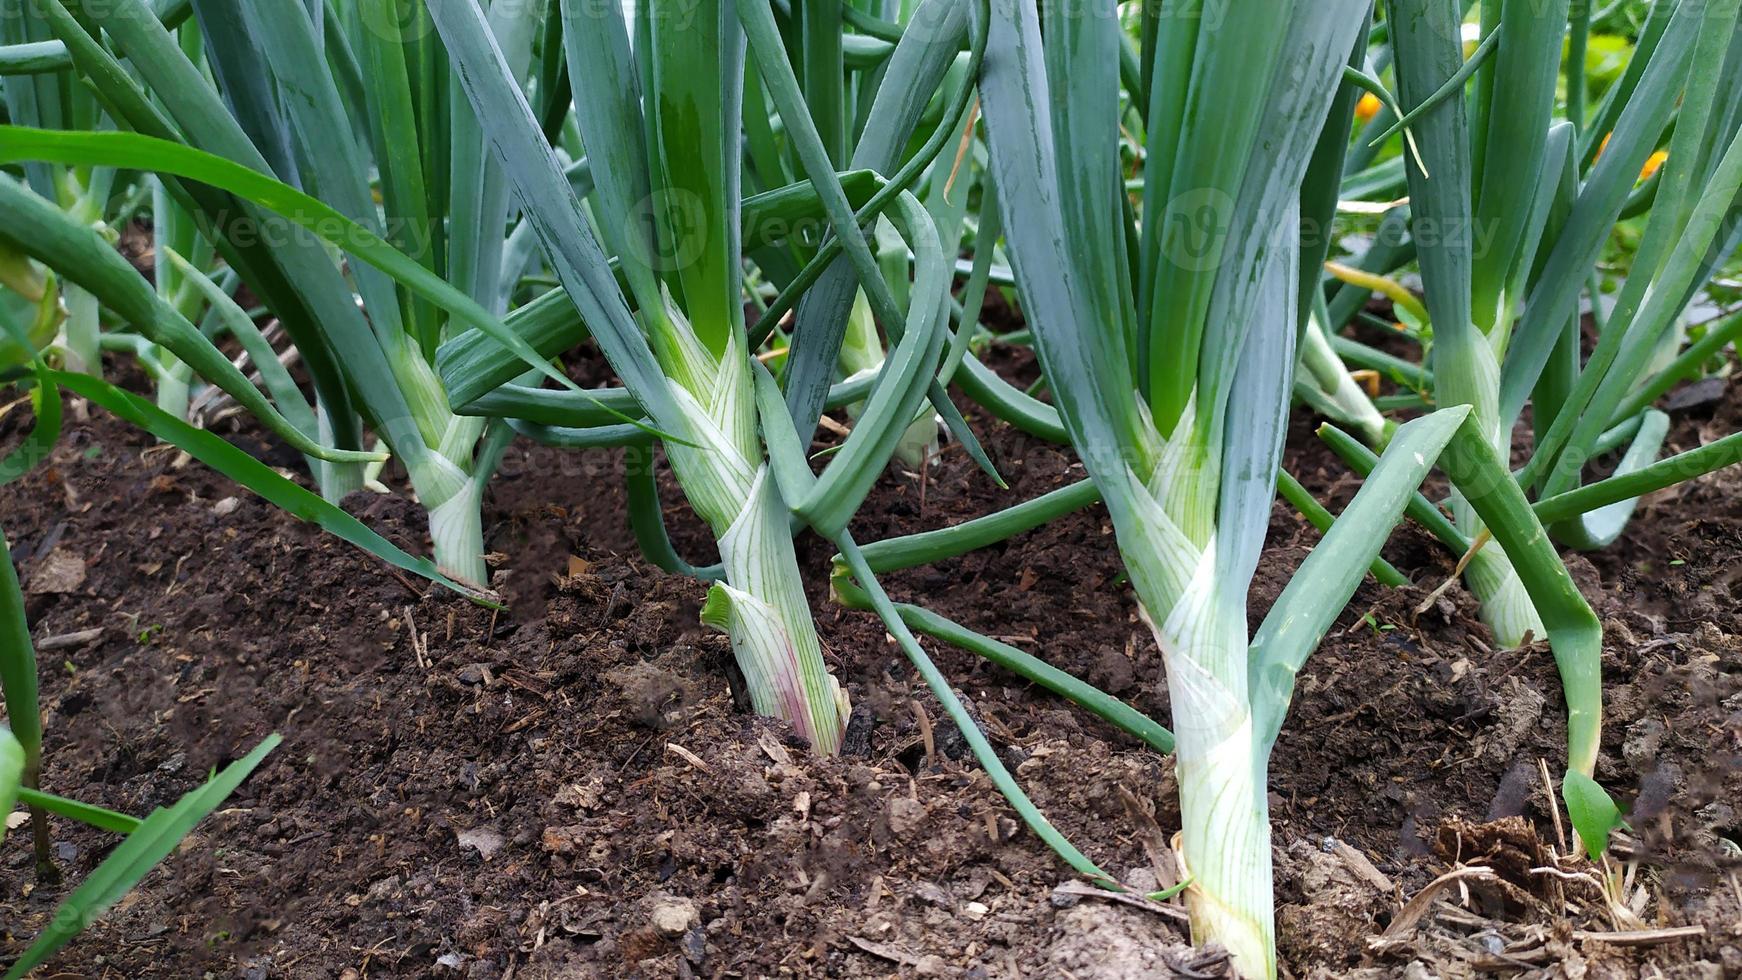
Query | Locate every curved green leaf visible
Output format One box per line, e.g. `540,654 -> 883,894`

0,728 -> 22,845
0,173 -> 375,466
1249,406 -> 1471,750
0,128 -> 621,420
1563,770 -> 1624,858
15,787 -> 141,835
830,568 -> 1175,755
49,370 -> 496,607
4,735 -> 280,979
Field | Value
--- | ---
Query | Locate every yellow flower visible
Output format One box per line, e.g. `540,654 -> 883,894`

1640,150 -> 1668,182
1354,92 -> 1382,123
1594,132 -> 1668,182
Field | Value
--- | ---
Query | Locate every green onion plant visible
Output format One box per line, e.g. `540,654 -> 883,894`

954,1 -> 1617,974
1320,0 -> 1742,650
422,0 -> 1039,754
759,2 -> 984,472
423,0 -> 990,752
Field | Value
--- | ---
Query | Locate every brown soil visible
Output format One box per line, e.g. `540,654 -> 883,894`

0,361 -> 1739,978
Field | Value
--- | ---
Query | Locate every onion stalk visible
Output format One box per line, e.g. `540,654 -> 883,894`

421,0 -> 1003,748
422,0 -> 866,750
1382,0 -> 1742,644
971,2 -> 1476,973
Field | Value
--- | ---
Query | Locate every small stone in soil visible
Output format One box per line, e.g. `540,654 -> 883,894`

840,702 -> 875,758
540,824 -> 585,855
1089,645 -> 1135,695
364,875 -> 403,904
681,926 -> 705,964
455,826 -> 504,861
650,895 -> 699,938
26,549 -> 86,595
931,690 -> 988,761
1665,377 -> 1726,412
913,881 -> 952,907
886,796 -> 926,836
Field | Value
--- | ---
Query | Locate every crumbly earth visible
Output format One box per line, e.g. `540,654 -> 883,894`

0,355 -> 1738,978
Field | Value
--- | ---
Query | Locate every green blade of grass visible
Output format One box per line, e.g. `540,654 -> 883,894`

557,0 -> 662,313
647,0 -> 740,356
15,788 -> 142,835
0,524 -> 41,789
791,193 -> 949,537
29,0 -> 365,456
952,353 -> 1069,443
1139,0 -> 1291,434
851,478 -> 1103,575
343,0 -> 439,350
46,370 -> 493,605
0,129 -> 571,401
740,0 -> 1001,487
830,532 -> 1121,889
1547,409 -> 1671,550
242,0 -> 409,347
623,443 -> 726,582
1363,25 -> 1502,152
1275,471 -> 1410,588
1500,0 -> 1698,420
0,39 -> 76,75
1533,421 -> 1742,528
188,0 -> 302,187
1526,121 -> 1742,496
976,0 -> 1147,485
1578,0 -> 1677,168
3,735 -> 281,979
1317,422 -> 1474,555
1615,310 -> 1742,420
1469,0 -> 1566,334
0,312 -> 60,868
435,169 -> 883,405
1299,18 -> 1372,334
0,728 -> 21,844
428,0 -> 706,432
